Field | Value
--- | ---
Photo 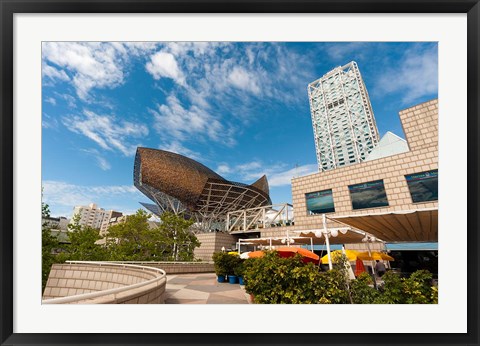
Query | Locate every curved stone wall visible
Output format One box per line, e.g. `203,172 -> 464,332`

42,262 -> 166,304
107,261 -> 214,274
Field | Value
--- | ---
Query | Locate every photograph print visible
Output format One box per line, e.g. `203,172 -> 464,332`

41,41 -> 438,304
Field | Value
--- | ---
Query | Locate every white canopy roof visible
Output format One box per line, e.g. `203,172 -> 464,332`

328,208 -> 438,242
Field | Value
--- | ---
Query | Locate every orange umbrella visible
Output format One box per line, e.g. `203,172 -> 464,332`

246,250 -> 265,258
245,247 -> 320,264
354,258 -> 366,277
275,247 -> 320,264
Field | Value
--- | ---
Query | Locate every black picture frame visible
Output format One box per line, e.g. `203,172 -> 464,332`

1,1 -> 478,345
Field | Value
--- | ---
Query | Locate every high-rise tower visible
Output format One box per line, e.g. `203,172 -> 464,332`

308,61 -> 379,171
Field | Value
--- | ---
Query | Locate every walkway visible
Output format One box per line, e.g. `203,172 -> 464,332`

165,273 -> 250,304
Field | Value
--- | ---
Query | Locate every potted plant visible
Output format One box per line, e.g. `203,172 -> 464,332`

234,260 -> 246,285
226,252 -> 240,284
212,252 -> 228,283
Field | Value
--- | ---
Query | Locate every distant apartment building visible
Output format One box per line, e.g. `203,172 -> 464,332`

308,61 -> 380,171
99,214 -> 160,237
100,210 -> 123,235
70,203 -> 122,233
42,216 -> 69,231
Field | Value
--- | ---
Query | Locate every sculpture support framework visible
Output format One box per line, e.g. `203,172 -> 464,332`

134,148 -> 272,232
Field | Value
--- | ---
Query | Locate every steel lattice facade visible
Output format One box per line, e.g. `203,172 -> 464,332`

134,148 -> 272,232
308,61 -> 380,172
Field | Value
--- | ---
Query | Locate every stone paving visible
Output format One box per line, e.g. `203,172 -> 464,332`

165,273 -> 250,304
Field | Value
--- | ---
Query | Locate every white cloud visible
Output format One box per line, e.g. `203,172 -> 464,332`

216,164 -> 232,175
118,42 -> 159,57
325,42 -> 368,60
166,42 -> 222,57
45,97 -> 56,106
42,42 -> 124,99
81,148 -> 111,171
228,66 -> 260,95
53,92 -> 77,108
42,113 -> 58,129
268,164 -> 318,186
96,157 -> 111,171
219,161 -> 317,187
159,141 -> 201,161
42,42 -> 158,100
62,110 -> 148,156
147,42 -> 314,108
151,95 -> 235,146
42,63 -> 70,82
145,51 -> 185,85
143,43 -> 315,155
42,180 -> 143,217
375,45 -> 438,104
236,161 -> 263,172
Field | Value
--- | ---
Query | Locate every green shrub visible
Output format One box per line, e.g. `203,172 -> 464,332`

244,252 -> 323,304
374,271 -> 405,304
242,251 -> 351,304
234,260 -> 246,277
212,252 -> 241,277
316,269 -> 350,304
403,270 -> 435,304
212,252 -> 229,276
240,250 -> 437,305
350,272 -> 379,304
373,270 -> 437,304
431,285 -> 438,304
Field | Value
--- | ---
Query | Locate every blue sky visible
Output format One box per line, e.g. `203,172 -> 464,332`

42,42 -> 438,218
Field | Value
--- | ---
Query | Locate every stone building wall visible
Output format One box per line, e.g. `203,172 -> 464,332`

291,99 -> 438,233
194,232 -> 237,261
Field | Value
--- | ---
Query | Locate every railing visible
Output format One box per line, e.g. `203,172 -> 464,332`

226,203 -> 294,233
42,261 -> 166,304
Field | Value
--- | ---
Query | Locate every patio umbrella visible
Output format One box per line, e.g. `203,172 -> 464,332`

275,247 -> 320,264
358,251 -> 394,261
246,250 -> 265,258
246,247 -> 320,264
354,258 -> 367,277
320,249 -> 371,264
239,252 -> 250,259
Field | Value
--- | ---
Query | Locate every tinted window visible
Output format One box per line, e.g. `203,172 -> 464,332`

405,170 -> 438,203
349,180 -> 389,210
306,189 -> 335,215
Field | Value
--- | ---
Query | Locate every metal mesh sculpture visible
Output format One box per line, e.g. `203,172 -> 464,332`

134,147 -> 271,232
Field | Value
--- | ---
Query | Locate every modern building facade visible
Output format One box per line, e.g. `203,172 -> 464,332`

291,99 -> 438,243
134,148 -> 272,232
308,61 -> 380,171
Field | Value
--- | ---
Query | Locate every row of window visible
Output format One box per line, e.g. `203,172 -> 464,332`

305,170 -> 438,215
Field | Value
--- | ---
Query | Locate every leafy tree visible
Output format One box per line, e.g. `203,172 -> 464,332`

105,209 -> 159,261
42,200 -> 60,291
64,214 -> 107,261
156,212 -> 199,261
42,227 -> 59,291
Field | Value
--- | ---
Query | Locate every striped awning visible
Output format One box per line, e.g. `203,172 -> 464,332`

329,208 -> 438,242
